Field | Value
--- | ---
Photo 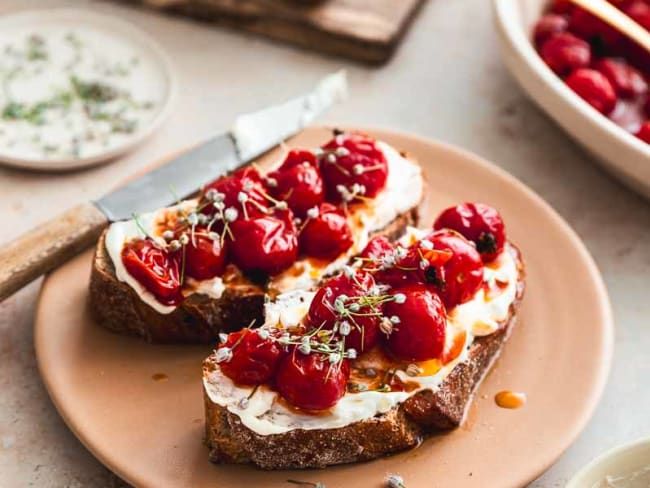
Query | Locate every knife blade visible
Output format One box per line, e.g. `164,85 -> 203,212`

95,133 -> 240,221
0,70 -> 347,302
96,69 -> 347,221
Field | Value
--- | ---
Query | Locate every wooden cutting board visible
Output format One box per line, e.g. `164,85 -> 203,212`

121,0 -> 426,64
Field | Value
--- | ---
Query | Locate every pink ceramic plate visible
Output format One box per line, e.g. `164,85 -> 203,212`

35,126 -> 613,488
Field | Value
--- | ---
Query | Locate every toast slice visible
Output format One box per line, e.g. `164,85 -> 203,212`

89,208 -> 419,343
202,245 -> 525,469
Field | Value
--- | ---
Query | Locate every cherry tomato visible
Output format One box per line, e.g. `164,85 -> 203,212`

383,284 -> 447,362
433,202 -> 506,262
565,68 -> 617,115
121,238 -> 182,306
550,0 -> 574,14
218,329 -> 286,386
229,210 -> 298,275
358,236 -> 394,262
533,14 -> 569,47
423,230 -> 484,309
356,235 -> 396,274
319,132 -> 388,202
267,161 -> 324,218
299,203 -> 353,260
275,348 -> 350,410
307,270 -> 380,353
183,228 -> 227,280
595,58 -> 648,99
275,149 -> 319,170
370,238 -> 452,290
539,33 -> 591,76
202,167 -> 269,219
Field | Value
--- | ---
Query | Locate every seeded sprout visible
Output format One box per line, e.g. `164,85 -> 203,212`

237,384 -> 260,410
405,363 -> 423,377
287,480 -> 326,488
386,474 -> 407,488
354,245 -> 416,274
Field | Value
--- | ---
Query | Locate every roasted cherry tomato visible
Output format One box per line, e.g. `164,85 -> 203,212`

383,284 -> 447,362
595,58 -> 648,99
299,203 -> 353,260
307,270 -> 380,353
533,14 -> 569,47
267,160 -> 324,218
434,202 -> 506,262
275,149 -> 319,170
565,68 -> 617,115
218,329 -> 286,386
539,32 -> 591,77
319,132 -> 388,202
422,230 -> 484,309
201,167 -> 269,219
370,238 -> 452,290
275,348 -> 350,410
121,238 -> 182,306
183,227 -> 227,280
229,210 -> 298,275
358,235 -> 394,263
550,0 -> 574,14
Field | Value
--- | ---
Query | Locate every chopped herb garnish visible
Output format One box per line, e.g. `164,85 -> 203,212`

70,76 -> 119,103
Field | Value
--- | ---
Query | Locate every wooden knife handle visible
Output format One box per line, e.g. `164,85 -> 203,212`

0,202 -> 108,302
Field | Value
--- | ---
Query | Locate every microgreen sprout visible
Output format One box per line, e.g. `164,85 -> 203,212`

266,176 -> 278,187
215,347 -> 233,363
420,239 -> 433,250
386,474 -> 406,488
224,207 -> 238,222
406,364 -> 423,377
287,480 -> 326,488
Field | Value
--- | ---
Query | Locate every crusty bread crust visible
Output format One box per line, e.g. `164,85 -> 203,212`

203,245 -> 525,469
89,207 -> 419,343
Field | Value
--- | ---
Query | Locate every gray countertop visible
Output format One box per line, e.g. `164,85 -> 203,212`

0,0 -> 648,486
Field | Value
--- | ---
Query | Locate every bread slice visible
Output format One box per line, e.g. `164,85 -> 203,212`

89,208 -> 419,344
203,245 -> 525,469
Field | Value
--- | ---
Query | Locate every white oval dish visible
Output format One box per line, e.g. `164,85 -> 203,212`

0,8 -> 176,171
493,0 -> 650,199
566,437 -> 650,488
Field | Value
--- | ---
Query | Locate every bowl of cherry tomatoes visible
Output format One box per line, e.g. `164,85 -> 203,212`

494,0 -> 650,199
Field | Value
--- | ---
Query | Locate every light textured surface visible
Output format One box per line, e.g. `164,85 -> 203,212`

0,0 -> 648,487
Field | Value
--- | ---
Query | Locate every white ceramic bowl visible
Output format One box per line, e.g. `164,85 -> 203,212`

493,0 -> 650,199
0,9 -> 176,171
567,437 -> 650,487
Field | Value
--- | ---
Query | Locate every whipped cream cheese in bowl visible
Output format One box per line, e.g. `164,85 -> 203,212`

0,9 -> 175,170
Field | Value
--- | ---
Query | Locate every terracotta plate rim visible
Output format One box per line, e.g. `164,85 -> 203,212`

34,125 -> 614,487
